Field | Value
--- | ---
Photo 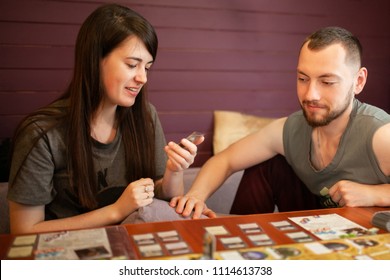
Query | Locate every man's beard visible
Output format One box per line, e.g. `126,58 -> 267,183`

301,86 -> 354,128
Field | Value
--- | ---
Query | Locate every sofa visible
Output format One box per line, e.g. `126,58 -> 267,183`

0,169 -> 244,234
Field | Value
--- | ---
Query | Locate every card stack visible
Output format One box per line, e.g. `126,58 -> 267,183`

371,211 -> 390,232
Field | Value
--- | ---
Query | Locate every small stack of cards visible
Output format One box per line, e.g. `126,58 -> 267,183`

371,211 -> 390,232
132,230 -> 192,258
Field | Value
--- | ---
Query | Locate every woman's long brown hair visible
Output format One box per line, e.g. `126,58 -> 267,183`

11,4 -> 159,210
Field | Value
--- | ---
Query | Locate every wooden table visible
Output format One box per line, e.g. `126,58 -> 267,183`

1,207 -> 388,260
123,207 -> 389,258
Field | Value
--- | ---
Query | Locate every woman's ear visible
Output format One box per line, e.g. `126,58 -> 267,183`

354,67 -> 368,95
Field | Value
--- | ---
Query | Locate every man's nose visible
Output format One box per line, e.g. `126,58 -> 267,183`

305,81 -> 320,100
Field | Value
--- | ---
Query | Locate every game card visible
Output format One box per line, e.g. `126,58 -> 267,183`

270,220 -> 297,231
7,246 -> 34,258
347,237 -> 379,249
304,242 -> 333,255
13,235 -> 37,246
286,231 -> 315,243
354,254 -> 374,260
74,245 -> 111,260
157,230 -> 181,243
267,246 -> 301,259
164,241 -> 191,255
132,233 -> 156,245
288,214 -> 368,240
247,233 -> 274,246
218,251 -> 245,260
8,235 -> 37,259
219,236 -> 247,249
240,250 -> 269,260
238,223 -> 263,234
138,243 -> 163,258
35,228 -> 112,260
204,225 -> 229,236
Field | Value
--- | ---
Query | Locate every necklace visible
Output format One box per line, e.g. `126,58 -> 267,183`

311,129 -> 325,170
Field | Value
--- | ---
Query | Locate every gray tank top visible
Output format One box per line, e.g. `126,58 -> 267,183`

283,99 -> 390,196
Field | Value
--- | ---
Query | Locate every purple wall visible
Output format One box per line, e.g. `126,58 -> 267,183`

1,0 -> 390,166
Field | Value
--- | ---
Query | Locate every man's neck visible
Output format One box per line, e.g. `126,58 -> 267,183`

311,102 -> 354,170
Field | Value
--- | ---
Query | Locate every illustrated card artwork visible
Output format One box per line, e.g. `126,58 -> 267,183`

288,214 -> 368,240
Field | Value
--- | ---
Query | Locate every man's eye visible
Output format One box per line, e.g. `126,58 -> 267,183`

322,81 -> 335,85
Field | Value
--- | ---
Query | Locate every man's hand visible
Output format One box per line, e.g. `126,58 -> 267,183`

169,195 -> 216,219
329,180 -> 377,207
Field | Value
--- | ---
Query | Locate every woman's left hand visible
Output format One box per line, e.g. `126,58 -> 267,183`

164,135 -> 204,172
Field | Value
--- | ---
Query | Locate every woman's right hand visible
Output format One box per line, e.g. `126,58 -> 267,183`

114,178 -> 155,219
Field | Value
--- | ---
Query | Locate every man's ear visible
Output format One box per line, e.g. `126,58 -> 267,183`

354,67 -> 368,95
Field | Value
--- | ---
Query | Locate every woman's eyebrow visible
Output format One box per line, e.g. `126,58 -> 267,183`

127,57 -> 154,64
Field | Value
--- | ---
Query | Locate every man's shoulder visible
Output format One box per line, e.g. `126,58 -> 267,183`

356,100 -> 390,123
285,110 -> 305,124
283,110 -> 308,137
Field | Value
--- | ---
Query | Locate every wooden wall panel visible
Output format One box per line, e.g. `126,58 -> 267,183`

1,0 -> 389,168
0,69 -> 72,91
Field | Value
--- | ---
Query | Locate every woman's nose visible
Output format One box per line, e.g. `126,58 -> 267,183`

135,68 -> 147,84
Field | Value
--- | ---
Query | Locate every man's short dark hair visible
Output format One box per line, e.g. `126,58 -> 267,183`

303,26 -> 362,68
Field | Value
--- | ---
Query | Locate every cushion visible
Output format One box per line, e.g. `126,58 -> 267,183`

121,198 -> 208,224
213,110 -> 274,154
183,167 -> 243,214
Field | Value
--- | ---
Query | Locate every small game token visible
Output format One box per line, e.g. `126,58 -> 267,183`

201,232 -> 216,260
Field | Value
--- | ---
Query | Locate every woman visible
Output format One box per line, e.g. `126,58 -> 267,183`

7,3 -> 203,234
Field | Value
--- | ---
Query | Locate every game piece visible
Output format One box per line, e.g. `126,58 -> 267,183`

371,211 -> 390,232
367,227 -> 380,235
201,232 -> 216,260
319,187 -> 339,208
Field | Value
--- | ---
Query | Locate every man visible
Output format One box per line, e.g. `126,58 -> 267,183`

170,26 -> 390,219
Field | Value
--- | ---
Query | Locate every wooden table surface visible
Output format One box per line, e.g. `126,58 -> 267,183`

1,207 -> 388,259
123,207 -> 388,258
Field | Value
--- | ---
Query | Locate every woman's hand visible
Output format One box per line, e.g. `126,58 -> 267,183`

114,178 -> 155,219
164,135 -> 205,172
